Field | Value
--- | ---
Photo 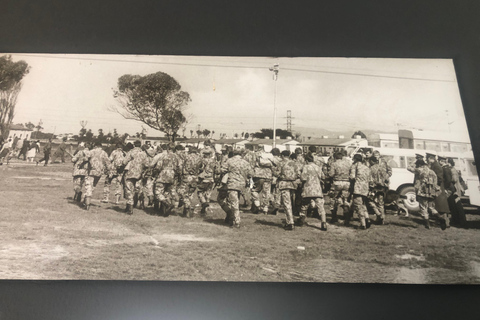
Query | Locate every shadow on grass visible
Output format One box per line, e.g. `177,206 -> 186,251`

254,219 -> 284,229
203,218 -> 229,227
464,220 -> 480,230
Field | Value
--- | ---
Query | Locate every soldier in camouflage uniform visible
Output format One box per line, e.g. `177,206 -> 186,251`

251,144 -> 278,215
220,149 -> 254,228
367,151 -> 392,225
71,142 -> 90,204
297,153 -> 327,230
84,141 -> 111,210
137,143 -> 156,209
102,143 -> 125,204
197,149 -> 216,215
151,143 -> 180,216
277,150 -> 301,230
122,140 -> 149,214
178,146 -> 202,217
349,154 -> 372,229
408,157 -> 444,229
270,148 -> 282,215
328,151 -> 352,223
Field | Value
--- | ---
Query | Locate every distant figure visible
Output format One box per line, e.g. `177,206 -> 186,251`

26,140 -> 40,162
0,138 -> 13,164
51,137 -> 69,163
37,139 -> 52,166
17,138 -> 30,161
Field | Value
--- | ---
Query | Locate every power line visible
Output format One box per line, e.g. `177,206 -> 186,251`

14,54 -> 455,82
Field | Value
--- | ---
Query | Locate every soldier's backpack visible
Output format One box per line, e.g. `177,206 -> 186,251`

258,152 -> 273,167
282,161 -> 298,181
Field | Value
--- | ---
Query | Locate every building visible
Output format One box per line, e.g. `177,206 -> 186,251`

7,124 -> 33,141
298,136 -> 368,156
212,139 -> 248,152
368,133 -> 399,148
244,138 -> 299,152
398,129 -> 471,153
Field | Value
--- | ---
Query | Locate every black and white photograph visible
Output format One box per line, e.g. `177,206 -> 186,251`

0,53 -> 479,283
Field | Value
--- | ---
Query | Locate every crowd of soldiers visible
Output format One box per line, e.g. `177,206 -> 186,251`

69,139 -> 467,231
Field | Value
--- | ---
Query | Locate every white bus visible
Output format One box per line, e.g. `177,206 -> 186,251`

344,146 -> 480,212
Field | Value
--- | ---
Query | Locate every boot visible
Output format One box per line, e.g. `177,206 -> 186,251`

366,218 -> 371,229
133,193 -> 139,208
74,191 -> 79,202
147,196 -> 154,207
138,194 -> 145,209
76,191 -> 83,203
125,204 -> 133,215
296,215 -> 306,227
84,196 -> 91,211
154,199 -> 160,211
321,222 -> 328,231
115,194 -> 121,205
424,218 -> 430,229
250,203 -> 259,214
330,209 -> 338,224
101,197 -> 109,203
284,224 -> 294,231
200,203 -> 208,216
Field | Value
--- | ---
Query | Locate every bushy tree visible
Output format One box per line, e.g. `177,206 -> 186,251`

0,55 -> 30,139
252,128 -> 291,139
112,72 -> 191,142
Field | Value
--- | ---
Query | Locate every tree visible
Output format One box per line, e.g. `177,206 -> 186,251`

202,129 -> 211,138
190,130 -> 193,138
245,133 -> 249,140
234,133 -> 239,138
112,72 -> 191,142
252,128 -> 291,139
211,130 -> 215,138
85,129 -> 94,142
352,130 -> 367,139
196,129 -> 202,138
98,129 -> 105,142
35,119 -> 44,132
24,122 -> 35,130
0,55 -> 30,139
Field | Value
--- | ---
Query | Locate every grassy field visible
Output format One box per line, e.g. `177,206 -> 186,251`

1,159 -> 480,283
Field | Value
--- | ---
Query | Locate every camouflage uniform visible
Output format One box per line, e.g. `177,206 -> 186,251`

350,162 -> 371,226
122,147 -> 149,206
221,155 -> 254,227
251,151 -> 278,213
140,147 -> 157,207
409,164 -> 440,222
367,159 -> 391,221
71,147 -> 90,201
293,155 -> 306,215
178,151 -> 202,216
328,157 -> 352,220
151,151 -> 180,211
197,156 -> 216,210
83,147 -> 111,208
299,162 -> 326,223
51,141 -> 68,163
103,148 -> 125,203
278,158 -> 301,226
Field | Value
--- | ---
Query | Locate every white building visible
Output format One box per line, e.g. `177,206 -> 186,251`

7,124 -> 33,141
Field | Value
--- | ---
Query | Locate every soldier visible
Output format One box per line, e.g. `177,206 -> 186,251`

102,143 -> 125,204
138,142 -> 157,208
71,142 -> 90,204
250,144 -> 278,214
37,138 -> 52,166
151,143 -> 180,216
426,153 -> 450,230
270,147 -> 282,215
220,149 -> 254,228
17,138 -> 30,161
296,153 -> 328,230
408,156 -> 444,229
328,151 -> 352,223
197,148 -> 216,216
350,154 -> 372,229
51,137 -> 69,163
276,150 -> 300,230
83,141 -> 111,210
178,146 -> 202,217
367,150 -> 392,225
445,157 -> 467,227
122,140 -> 149,215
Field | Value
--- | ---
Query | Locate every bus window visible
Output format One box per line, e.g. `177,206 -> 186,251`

466,160 -> 478,176
383,155 -> 398,168
399,156 -> 406,168
407,156 -> 416,168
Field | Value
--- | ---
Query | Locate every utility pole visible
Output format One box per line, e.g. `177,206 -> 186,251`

269,64 -> 279,148
286,110 -> 292,133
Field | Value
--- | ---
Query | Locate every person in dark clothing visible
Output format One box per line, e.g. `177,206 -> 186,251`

426,153 -> 450,230
17,138 -> 30,161
37,139 -> 53,166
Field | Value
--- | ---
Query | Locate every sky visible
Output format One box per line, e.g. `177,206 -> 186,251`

6,54 -> 471,141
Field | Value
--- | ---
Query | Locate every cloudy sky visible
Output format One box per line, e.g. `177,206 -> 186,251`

7,54 -> 470,141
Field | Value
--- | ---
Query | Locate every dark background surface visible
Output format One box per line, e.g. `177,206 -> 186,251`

1,0 -> 480,319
